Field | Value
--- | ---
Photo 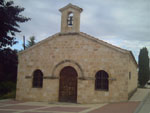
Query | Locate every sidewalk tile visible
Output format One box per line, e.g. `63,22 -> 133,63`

88,102 -> 140,113
0,110 -> 16,113
38,106 -> 89,112
0,105 -> 45,110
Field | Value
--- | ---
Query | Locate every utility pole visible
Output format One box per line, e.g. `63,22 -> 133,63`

23,35 -> 26,50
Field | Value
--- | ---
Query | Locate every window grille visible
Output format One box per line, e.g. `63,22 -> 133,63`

95,70 -> 109,91
32,70 -> 43,88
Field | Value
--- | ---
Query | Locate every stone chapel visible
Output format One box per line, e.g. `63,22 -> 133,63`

16,3 -> 138,103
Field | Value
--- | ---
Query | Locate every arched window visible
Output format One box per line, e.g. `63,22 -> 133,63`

32,69 -> 43,88
95,70 -> 109,91
67,12 -> 73,26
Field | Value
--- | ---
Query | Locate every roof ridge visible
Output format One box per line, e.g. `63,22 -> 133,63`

19,32 -> 60,55
79,32 -> 137,67
79,32 -> 129,53
19,31 -> 137,67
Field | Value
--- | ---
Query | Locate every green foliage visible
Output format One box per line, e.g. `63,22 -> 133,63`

0,90 -> 16,99
138,47 -> 150,87
0,81 -> 16,96
0,0 -> 30,48
0,0 -> 30,99
0,48 -> 18,83
26,36 -> 36,48
21,36 -> 36,50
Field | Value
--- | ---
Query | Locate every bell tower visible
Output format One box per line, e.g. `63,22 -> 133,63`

59,3 -> 83,33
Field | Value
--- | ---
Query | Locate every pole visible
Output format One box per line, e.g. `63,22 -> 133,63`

23,35 -> 25,50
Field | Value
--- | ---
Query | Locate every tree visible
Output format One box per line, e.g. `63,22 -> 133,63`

26,36 -> 36,48
0,0 -> 30,48
0,48 -> 18,96
0,0 -> 30,97
0,48 -> 18,83
21,36 -> 36,50
0,0 -> 30,82
138,47 -> 150,87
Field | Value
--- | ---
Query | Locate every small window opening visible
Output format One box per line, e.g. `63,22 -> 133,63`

67,12 -> 73,26
95,70 -> 109,91
129,72 -> 131,80
32,69 -> 43,88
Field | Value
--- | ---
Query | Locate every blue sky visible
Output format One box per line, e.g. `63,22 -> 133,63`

12,0 -> 150,61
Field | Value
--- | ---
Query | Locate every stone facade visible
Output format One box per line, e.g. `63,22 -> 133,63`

16,4 -> 138,104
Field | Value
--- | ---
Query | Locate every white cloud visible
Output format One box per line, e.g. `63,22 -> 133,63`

12,0 -> 150,61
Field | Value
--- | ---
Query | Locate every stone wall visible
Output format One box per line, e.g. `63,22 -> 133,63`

128,56 -> 138,98
16,33 -> 136,103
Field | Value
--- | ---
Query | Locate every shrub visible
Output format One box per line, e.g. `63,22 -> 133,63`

0,81 -> 16,96
0,90 -> 16,99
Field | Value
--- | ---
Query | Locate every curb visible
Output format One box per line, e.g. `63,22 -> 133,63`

134,92 -> 150,113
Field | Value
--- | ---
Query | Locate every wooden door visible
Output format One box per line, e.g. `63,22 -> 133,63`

59,66 -> 77,103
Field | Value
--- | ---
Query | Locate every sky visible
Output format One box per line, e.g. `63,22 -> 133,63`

12,0 -> 150,61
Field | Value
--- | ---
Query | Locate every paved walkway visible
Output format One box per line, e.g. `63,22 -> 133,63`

137,93 -> 150,113
130,88 -> 150,101
0,100 -> 139,113
133,88 -> 150,113
0,88 -> 149,113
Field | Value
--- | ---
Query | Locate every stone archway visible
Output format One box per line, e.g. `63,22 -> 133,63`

52,59 -> 84,79
59,66 -> 78,103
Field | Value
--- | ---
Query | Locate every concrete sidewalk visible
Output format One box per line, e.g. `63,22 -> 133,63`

0,88 -> 149,113
132,88 -> 150,113
137,93 -> 150,113
130,88 -> 150,101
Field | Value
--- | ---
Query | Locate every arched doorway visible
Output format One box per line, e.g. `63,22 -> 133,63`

59,66 -> 78,103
